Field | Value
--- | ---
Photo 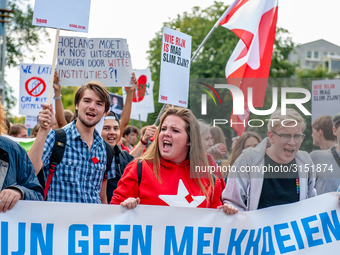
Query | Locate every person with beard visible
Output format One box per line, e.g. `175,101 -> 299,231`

28,77 -> 138,203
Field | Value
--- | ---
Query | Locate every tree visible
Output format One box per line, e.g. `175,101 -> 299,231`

3,0 -> 50,114
146,1 -> 299,148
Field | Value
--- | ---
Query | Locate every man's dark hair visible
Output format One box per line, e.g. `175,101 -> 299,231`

312,115 -> 336,141
123,125 -> 139,137
105,111 -> 120,125
74,81 -> 110,118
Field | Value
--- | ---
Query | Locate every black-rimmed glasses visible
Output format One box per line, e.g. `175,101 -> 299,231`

273,132 -> 305,144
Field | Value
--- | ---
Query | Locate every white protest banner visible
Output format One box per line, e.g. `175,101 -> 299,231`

25,115 -> 38,129
57,36 -> 133,87
3,135 -> 36,152
19,63 -> 54,116
123,68 -> 155,116
32,0 -> 91,33
159,27 -> 192,107
312,79 -> 340,123
2,193 -> 340,254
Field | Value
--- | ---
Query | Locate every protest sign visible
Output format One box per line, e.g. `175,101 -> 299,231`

123,68 -> 154,116
159,27 -> 192,107
32,0 -> 91,33
312,79 -> 340,123
109,93 -> 124,119
57,36 -> 133,87
25,115 -> 38,129
130,113 -> 148,122
1,193 -> 340,254
19,63 -> 54,116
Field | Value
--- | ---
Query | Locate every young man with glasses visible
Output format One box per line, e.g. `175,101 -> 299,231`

221,108 -> 316,212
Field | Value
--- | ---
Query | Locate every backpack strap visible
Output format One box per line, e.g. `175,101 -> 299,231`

331,146 -> 340,168
104,141 -> 115,180
44,129 -> 66,200
137,159 -> 142,186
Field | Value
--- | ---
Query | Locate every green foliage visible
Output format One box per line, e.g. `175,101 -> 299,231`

2,0 -> 50,113
60,86 -> 78,113
147,2 -> 238,125
270,28 -> 297,78
6,0 -> 50,67
4,81 -> 15,116
146,1 -> 300,145
296,66 -> 337,79
8,114 -> 24,124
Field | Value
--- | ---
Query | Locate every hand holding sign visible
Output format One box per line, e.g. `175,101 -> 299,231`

38,103 -> 55,130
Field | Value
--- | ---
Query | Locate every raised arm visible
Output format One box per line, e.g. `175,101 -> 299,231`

28,103 -> 55,174
53,71 -> 68,128
130,124 -> 157,158
118,73 -> 138,141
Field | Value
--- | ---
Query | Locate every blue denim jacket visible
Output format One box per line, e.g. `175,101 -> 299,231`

0,136 -> 43,200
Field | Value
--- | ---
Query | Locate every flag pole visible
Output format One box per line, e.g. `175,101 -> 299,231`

154,0 -> 239,125
47,28 -> 60,104
190,0 -> 239,62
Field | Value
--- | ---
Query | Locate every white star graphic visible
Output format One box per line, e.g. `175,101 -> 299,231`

158,179 -> 206,207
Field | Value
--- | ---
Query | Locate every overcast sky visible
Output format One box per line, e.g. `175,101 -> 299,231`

8,0 -> 340,116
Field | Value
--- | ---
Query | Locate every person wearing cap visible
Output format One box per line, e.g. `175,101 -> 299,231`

310,112 -> 340,194
101,84 -> 156,202
221,108 -> 316,212
102,112 -> 134,203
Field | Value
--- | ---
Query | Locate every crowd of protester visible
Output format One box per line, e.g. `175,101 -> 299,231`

1,72 -> 340,216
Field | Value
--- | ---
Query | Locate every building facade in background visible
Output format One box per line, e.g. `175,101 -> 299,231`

289,39 -> 340,74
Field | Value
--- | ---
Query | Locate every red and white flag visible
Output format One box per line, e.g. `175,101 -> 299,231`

220,0 -> 278,135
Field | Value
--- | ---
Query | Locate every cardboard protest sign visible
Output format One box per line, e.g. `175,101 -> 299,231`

57,36 -> 133,87
159,27 -> 192,107
32,0 -> 91,33
109,93 -> 124,119
1,193 -> 340,254
19,63 -> 54,116
312,79 -> 340,123
123,68 -> 154,116
25,115 -> 38,129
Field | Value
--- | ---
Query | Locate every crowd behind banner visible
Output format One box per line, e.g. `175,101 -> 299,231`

1,71 -> 340,253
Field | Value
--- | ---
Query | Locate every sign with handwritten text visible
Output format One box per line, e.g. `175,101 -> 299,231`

159,27 -> 192,107
312,79 -> 340,123
32,0 -> 91,32
19,63 -> 54,116
57,36 -> 133,87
